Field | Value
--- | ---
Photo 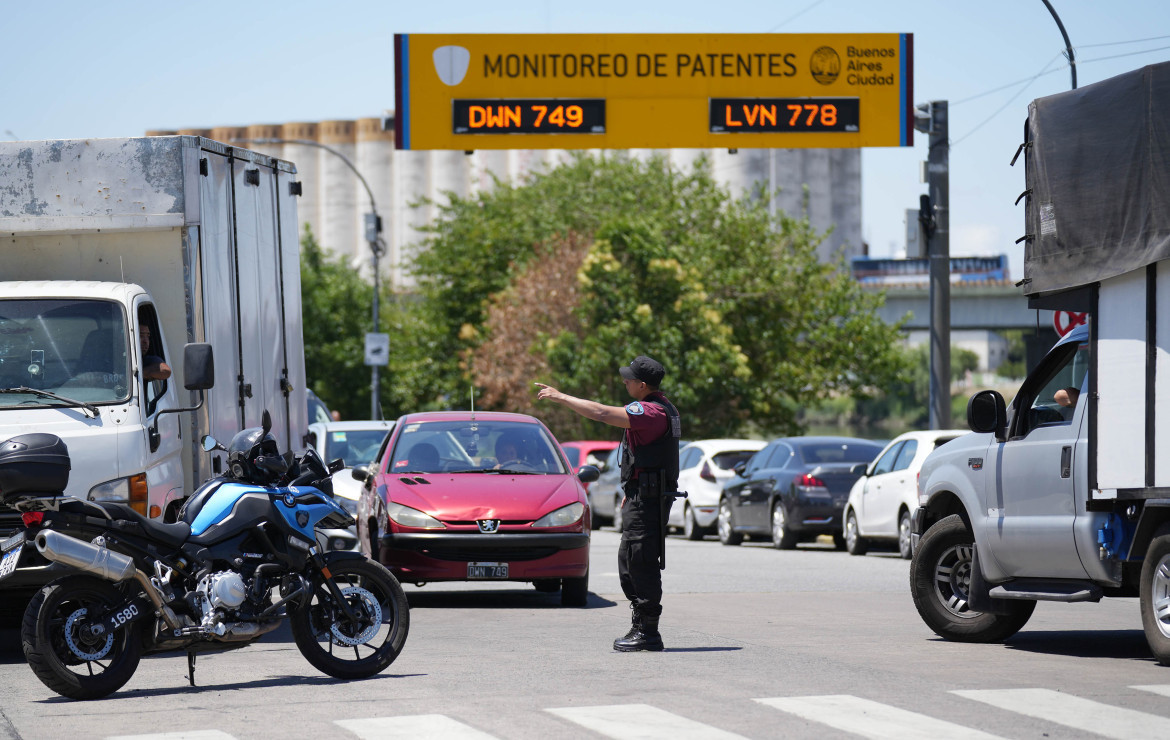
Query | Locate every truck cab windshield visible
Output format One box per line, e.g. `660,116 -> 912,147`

0,299 -> 130,406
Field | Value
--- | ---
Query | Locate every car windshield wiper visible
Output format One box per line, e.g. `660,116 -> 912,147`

489,468 -> 540,475
0,386 -> 98,418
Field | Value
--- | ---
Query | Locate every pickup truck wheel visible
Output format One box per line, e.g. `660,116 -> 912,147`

845,510 -> 868,556
718,498 -> 742,546
1139,531 -> 1170,665
910,514 -> 1035,643
771,501 -> 797,550
898,510 -> 914,560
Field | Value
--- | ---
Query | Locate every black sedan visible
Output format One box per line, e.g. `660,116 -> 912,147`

717,436 -> 884,549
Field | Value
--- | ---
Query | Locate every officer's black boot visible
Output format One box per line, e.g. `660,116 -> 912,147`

613,609 -> 664,652
613,605 -> 642,648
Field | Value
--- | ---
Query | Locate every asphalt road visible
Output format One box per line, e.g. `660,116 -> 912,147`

1,528 -> 1168,740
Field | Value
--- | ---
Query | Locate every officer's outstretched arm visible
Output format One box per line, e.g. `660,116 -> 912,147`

534,383 -> 631,428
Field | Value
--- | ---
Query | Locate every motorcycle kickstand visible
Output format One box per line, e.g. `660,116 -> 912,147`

187,651 -> 197,687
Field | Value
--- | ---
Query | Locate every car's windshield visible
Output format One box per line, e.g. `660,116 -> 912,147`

390,420 -> 567,474
323,429 -> 392,468
0,299 -> 130,406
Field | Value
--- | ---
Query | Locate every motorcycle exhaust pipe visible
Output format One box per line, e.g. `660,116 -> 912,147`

36,530 -> 136,582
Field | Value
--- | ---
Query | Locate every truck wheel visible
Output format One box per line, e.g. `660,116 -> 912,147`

909,514 -> 1035,643
898,510 -> 914,560
717,498 -> 742,546
1139,530 -> 1170,665
771,501 -> 798,550
845,510 -> 868,556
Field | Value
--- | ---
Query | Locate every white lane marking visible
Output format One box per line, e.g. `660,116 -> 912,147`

547,704 -> 748,739
335,715 -> 498,739
755,695 -> 1005,740
953,688 -> 1166,740
1132,684 -> 1170,697
107,733 -> 237,740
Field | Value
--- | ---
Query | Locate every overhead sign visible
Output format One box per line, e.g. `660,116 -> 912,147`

394,33 -> 914,150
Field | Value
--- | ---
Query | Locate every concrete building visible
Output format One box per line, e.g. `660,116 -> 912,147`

148,118 -> 862,290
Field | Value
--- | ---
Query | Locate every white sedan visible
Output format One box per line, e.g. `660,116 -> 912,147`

670,439 -> 766,540
307,419 -> 395,549
842,428 -> 967,559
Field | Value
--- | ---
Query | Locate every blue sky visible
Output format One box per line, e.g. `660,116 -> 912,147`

4,1 -> 1168,279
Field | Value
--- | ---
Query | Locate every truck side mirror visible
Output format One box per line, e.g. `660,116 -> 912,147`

967,390 -> 1007,442
183,343 -> 215,390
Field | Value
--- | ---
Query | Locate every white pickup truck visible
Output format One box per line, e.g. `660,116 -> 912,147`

910,62 -> 1170,663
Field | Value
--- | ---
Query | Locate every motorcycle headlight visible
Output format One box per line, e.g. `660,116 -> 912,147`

386,502 -> 445,529
533,502 -> 584,528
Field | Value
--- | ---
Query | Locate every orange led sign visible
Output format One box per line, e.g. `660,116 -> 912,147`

395,33 -> 913,149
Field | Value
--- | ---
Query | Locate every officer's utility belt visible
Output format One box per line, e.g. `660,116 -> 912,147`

628,472 -> 666,501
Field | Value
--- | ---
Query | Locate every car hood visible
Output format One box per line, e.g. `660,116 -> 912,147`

331,472 -> 364,502
385,473 -> 583,521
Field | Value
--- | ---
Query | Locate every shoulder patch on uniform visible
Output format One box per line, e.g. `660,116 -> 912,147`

625,401 -> 644,415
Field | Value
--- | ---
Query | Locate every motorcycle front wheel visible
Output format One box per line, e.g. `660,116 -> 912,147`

22,574 -> 143,700
290,557 -> 410,680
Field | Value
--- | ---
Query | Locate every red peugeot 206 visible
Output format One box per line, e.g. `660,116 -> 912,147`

354,411 -> 599,606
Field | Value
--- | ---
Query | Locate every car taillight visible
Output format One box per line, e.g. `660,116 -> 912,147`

22,512 -> 44,528
700,462 -> 716,482
795,473 -> 827,489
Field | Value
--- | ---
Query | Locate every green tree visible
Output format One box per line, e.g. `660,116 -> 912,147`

388,153 -> 908,439
299,226 -> 374,421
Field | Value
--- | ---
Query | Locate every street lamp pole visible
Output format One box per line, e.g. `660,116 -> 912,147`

1040,0 -> 1077,89
233,137 -> 386,420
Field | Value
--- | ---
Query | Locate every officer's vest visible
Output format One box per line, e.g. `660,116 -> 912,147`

620,393 -> 681,491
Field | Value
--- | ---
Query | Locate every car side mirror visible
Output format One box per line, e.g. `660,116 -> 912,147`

850,462 -> 869,476
351,464 -> 371,483
733,461 -> 747,477
182,343 -> 214,390
577,464 -> 600,483
967,389 -> 1008,442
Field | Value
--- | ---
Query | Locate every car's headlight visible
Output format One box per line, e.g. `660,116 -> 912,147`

533,502 -> 584,528
386,502 -> 445,529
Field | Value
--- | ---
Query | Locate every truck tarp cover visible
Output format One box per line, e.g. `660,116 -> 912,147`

1024,62 -> 1170,296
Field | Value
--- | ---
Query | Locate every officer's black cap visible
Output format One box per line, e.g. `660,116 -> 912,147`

619,355 -> 665,387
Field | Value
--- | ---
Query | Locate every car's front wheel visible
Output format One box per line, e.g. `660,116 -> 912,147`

845,510 -> 868,556
717,498 -> 742,546
561,566 -> 589,607
909,514 -> 1034,642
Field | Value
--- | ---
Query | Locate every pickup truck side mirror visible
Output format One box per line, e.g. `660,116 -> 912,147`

967,390 -> 1008,442
183,343 -> 215,390
577,464 -> 600,484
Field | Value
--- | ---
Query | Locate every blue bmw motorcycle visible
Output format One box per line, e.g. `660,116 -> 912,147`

0,411 -> 409,700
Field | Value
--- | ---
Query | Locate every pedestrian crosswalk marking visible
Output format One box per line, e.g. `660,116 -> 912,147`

335,715 -> 498,739
547,704 -> 748,739
107,733 -> 236,740
952,688 -> 1165,740
755,695 -> 1005,740
1131,684 -> 1170,697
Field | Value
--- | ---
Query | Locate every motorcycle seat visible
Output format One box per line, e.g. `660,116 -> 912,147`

92,502 -> 192,548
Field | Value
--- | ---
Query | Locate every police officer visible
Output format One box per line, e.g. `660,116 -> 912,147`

536,355 -> 681,651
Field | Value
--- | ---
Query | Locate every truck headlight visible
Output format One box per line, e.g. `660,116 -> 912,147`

88,474 -> 149,516
533,502 -> 584,528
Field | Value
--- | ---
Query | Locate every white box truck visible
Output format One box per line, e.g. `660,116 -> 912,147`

910,63 -> 1170,662
0,136 -> 307,591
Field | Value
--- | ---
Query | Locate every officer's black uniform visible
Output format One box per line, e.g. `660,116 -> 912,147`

614,390 -> 680,652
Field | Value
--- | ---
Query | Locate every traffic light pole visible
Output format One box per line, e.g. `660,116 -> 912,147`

916,101 -> 951,430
